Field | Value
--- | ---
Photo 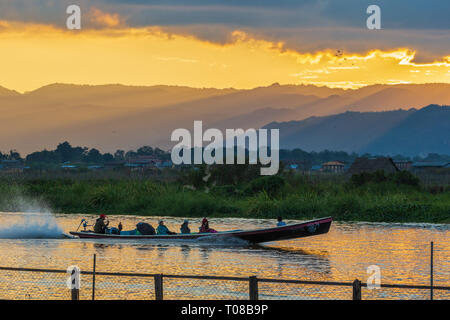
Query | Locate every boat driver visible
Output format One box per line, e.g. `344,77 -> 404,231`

94,214 -> 109,234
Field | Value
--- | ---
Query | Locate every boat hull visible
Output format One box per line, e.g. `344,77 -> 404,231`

69,217 -> 332,244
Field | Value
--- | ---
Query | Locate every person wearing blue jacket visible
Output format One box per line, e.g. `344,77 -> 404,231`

276,216 -> 286,227
156,220 -> 176,235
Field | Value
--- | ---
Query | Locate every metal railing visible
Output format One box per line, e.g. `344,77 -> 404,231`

0,242 -> 448,300
0,265 -> 449,300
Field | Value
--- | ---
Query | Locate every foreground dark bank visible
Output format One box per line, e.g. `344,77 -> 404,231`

0,169 -> 449,224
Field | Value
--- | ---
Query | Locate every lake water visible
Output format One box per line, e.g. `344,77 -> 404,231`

0,212 -> 448,300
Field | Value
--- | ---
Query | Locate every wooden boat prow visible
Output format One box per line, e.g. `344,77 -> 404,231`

69,217 -> 332,244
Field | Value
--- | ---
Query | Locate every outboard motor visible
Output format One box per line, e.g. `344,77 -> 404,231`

136,222 -> 156,235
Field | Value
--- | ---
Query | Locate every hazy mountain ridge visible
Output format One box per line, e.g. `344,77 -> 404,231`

264,105 -> 450,156
0,86 -> 19,97
1,83 -> 450,155
362,105 -> 450,155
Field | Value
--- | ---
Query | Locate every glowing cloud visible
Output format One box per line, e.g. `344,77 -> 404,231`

0,21 -> 449,92
88,8 -> 126,28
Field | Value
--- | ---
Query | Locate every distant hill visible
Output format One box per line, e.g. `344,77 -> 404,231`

363,105 -> 450,156
1,82 -> 450,155
264,105 -> 450,156
0,86 -> 19,97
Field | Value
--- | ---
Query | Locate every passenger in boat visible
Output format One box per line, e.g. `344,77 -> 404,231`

156,220 -> 176,235
180,220 -> 191,234
276,216 -> 286,227
93,214 -> 109,234
199,218 -> 217,233
107,221 -> 123,235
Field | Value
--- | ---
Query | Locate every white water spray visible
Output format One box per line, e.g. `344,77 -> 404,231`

0,195 -> 64,239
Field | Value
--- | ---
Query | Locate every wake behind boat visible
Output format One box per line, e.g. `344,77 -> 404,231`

69,217 -> 332,244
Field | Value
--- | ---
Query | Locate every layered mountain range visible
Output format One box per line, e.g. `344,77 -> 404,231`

264,105 -> 449,156
0,83 -> 449,155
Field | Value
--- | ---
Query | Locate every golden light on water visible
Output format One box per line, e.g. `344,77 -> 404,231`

0,21 -> 449,92
0,214 -> 448,299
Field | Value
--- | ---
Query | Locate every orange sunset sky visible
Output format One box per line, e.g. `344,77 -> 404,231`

0,1 -> 449,92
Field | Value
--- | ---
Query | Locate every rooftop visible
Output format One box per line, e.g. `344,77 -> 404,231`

322,161 -> 345,166
347,157 -> 399,175
412,162 -> 450,167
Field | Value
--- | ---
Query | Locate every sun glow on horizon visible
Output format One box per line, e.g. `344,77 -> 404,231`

1,20 -> 450,93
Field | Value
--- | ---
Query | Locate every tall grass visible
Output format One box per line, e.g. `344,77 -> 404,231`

0,176 -> 448,223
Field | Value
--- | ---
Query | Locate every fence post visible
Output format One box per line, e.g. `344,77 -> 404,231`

352,279 -> 361,300
71,267 -> 79,300
155,274 -> 163,300
69,267 -> 80,300
92,254 -> 97,300
71,287 -> 79,300
249,276 -> 258,300
430,241 -> 434,300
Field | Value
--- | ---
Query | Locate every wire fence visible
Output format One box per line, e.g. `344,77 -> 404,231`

0,242 -> 448,300
0,266 -> 448,300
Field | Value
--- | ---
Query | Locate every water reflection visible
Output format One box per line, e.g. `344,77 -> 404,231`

93,243 -> 107,252
156,245 -> 169,259
199,247 -> 211,262
180,245 -> 191,260
250,244 -> 332,277
135,245 -> 155,252
0,212 -> 448,297
254,244 -> 329,256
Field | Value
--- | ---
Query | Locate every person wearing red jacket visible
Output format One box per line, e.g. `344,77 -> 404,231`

199,218 -> 217,233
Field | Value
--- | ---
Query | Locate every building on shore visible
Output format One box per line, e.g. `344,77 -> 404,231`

321,161 -> 345,173
393,160 -> 413,171
411,161 -> 450,173
158,160 -> 173,168
347,157 -> 399,175
0,160 -> 26,173
281,160 -> 308,171
104,161 -> 126,170
124,155 -> 174,171
61,162 -> 78,170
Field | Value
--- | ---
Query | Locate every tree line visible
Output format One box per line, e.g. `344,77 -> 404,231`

0,142 -> 171,167
1,141 -> 449,167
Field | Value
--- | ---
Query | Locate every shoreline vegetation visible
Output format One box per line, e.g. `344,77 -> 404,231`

0,168 -> 449,224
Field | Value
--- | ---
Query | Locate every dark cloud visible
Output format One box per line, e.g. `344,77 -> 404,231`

0,0 -> 448,59
105,0 -> 450,29
2,0 -> 449,29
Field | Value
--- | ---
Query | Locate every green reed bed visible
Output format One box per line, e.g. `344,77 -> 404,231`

0,175 -> 448,223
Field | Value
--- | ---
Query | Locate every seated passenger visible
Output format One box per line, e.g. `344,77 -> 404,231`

107,221 -> 123,235
93,214 -> 109,234
156,220 -> 176,235
180,220 -> 191,234
276,216 -> 287,227
199,218 -> 217,233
